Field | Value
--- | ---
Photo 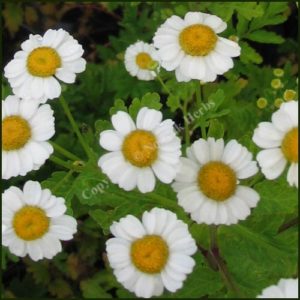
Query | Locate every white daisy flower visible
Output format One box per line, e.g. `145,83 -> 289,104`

2,181 -> 77,261
2,95 -> 55,180
253,100 -> 298,188
98,107 -> 181,193
257,278 -> 298,298
106,207 -> 197,298
153,12 -> 241,82
172,138 -> 260,225
4,28 -> 86,103
124,41 -> 160,81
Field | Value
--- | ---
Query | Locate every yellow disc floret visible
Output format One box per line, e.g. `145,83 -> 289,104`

198,161 -> 237,201
131,235 -> 169,274
13,206 -> 50,241
281,127 -> 298,163
136,52 -> 154,69
179,24 -> 217,56
2,116 -> 31,151
27,47 -> 61,77
122,130 -> 158,167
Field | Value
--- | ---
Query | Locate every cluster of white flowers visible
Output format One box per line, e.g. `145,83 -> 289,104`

2,29 -> 86,260
2,10 -> 298,300
124,12 -> 240,82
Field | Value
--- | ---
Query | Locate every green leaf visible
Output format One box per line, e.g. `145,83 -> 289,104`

164,253 -> 223,298
95,119 -> 112,137
247,30 -> 284,44
128,92 -> 162,119
3,2 -> 23,36
109,99 -> 128,116
239,41 -> 263,64
80,273 -> 112,298
234,2 -> 264,20
207,119 -> 225,139
166,95 -> 181,112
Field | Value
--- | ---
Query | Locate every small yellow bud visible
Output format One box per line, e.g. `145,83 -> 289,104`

274,98 -> 283,108
283,89 -> 297,101
271,78 -> 283,89
273,68 -> 284,77
229,35 -> 239,43
256,97 -> 268,109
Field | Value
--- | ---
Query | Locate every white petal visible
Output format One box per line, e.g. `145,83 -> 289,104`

112,111 -> 136,135
152,160 -> 176,183
136,107 -> 163,131
136,167 -> 156,193
287,163 -> 298,188
99,130 -> 123,151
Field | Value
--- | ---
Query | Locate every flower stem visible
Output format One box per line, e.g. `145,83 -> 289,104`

209,225 -> 243,297
50,141 -> 82,162
182,98 -> 191,147
195,81 -> 207,139
49,155 -> 75,170
59,95 -> 93,159
156,73 -> 173,97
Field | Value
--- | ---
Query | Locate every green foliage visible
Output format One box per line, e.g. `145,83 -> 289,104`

2,1 -> 297,299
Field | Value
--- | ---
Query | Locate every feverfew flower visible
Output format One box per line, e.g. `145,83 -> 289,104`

172,138 -> 259,225
106,208 -> 197,298
124,41 -> 160,81
4,29 -> 86,103
98,107 -> 181,193
153,12 -> 241,82
2,181 -> 77,261
257,278 -> 298,298
2,95 -> 55,180
253,101 -> 298,188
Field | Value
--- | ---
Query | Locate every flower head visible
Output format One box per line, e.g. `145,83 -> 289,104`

98,107 -> 181,193
153,12 -> 241,82
2,181 -> 77,261
172,138 -> 259,225
2,95 -> 55,180
106,208 -> 197,298
4,29 -> 86,103
253,100 -> 298,188
124,41 -> 160,81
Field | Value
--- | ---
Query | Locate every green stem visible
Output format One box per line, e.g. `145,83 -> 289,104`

182,98 -> 191,147
49,155 -> 75,170
156,73 -> 173,97
278,217 -> 298,234
50,141 -> 82,162
52,169 -> 75,194
59,95 -> 93,159
209,226 -> 242,297
194,81 -> 207,139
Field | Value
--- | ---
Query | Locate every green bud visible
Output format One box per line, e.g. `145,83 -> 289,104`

271,78 -> 283,89
256,97 -> 268,109
274,98 -> 283,108
148,60 -> 159,71
283,89 -> 297,101
273,68 -> 284,77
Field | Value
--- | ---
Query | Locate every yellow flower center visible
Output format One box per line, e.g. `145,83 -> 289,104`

135,52 -> 153,69
179,24 -> 217,56
2,116 -> 32,151
198,161 -> 237,201
13,206 -> 50,241
27,47 -> 61,77
131,235 -> 169,274
122,130 -> 158,167
281,127 -> 298,163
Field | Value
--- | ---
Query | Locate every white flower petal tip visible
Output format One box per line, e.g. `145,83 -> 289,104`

4,28 -> 86,103
98,107 -> 181,193
253,100 -> 298,188
257,278 -> 298,298
106,208 -> 197,298
153,12 -> 240,83
124,41 -> 160,81
2,95 -> 55,180
2,181 -> 77,261
172,137 -> 260,225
